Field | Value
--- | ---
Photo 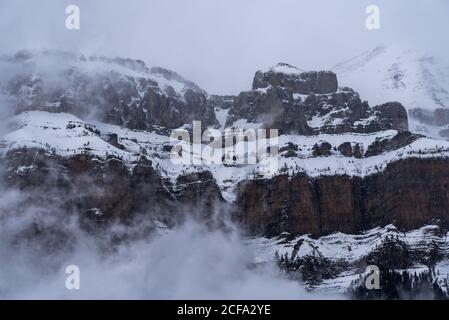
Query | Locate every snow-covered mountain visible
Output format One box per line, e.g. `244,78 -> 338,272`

2,50 -> 449,231
0,50 -> 217,130
333,44 -> 449,140
2,50 -> 449,298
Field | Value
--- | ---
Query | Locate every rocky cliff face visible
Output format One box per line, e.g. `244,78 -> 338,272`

1,51 -> 449,239
252,64 -> 338,94
236,158 -> 449,237
2,50 -> 218,130
226,63 -> 409,135
2,148 -> 225,229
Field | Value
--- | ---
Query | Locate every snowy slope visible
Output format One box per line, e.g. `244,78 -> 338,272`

3,112 -> 449,294
3,111 -> 449,202
333,45 -> 449,139
2,49 -> 449,202
249,224 -> 449,293
261,63 -> 306,75
250,224 -> 446,265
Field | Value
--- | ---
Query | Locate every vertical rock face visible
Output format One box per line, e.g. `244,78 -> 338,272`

138,87 -> 217,129
363,158 -> 449,230
235,174 -> 362,236
174,171 -> 225,220
225,86 -> 312,135
3,149 -> 171,222
2,149 -> 224,226
252,64 -> 338,94
235,158 -> 449,237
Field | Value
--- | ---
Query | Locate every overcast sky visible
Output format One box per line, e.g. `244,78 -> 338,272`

1,0 -> 447,94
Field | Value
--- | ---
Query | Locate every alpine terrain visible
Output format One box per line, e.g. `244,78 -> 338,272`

1,50 -> 449,299
334,44 -> 449,141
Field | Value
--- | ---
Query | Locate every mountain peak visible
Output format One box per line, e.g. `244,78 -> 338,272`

262,62 -> 306,75
0,49 -> 205,96
253,63 -> 338,94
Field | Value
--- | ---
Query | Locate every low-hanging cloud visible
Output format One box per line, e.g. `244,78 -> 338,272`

0,188 -> 334,299
0,155 -> 334,299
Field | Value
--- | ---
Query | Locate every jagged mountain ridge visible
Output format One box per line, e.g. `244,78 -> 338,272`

0,50 -> 217,130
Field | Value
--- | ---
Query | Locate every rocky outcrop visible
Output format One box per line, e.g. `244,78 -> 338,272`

235,158 -> 449,237
338,142 -> 353,157
136,86 -> 217,129
253,64 -> 338,94
225,86 -> 312,135
364,131 -> 421,157
373,102 -> 409,131
225,64 -> 409,135
312,142 -> 333,157
107,133 -> 125,150
1,51 -> 218,130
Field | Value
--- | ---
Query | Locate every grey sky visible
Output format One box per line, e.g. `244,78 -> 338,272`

1,0 -> 447,94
